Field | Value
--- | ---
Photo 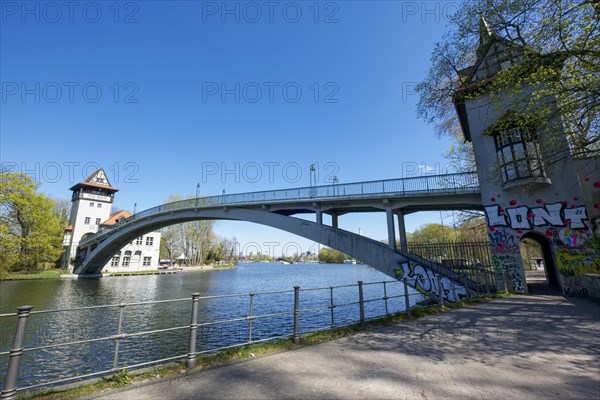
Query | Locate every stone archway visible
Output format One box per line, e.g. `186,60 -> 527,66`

519,232 -> 560,291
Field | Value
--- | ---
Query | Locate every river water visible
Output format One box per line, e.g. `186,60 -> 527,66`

0,263 -> 424,390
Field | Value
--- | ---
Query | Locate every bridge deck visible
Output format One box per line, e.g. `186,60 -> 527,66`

81,172 -> 480,247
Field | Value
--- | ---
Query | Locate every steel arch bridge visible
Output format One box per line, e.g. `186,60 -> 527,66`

75,172 -> 486,301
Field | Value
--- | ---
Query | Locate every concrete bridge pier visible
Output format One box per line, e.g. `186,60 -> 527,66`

314,204 -> 323,225
386,206 -> 396,250
331,213 -> 338,229
397,211 -> 408,251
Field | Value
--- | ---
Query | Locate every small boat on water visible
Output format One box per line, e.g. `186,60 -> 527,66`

343,259 -> 357,264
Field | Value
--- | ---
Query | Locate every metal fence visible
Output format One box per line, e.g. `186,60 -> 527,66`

405,241 -> 497,288
83,172 -> 480,246
0,277 -> 477,399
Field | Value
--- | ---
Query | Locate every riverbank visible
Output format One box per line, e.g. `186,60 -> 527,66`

0,264 -> 239,281
0,269 -> 65,281
179,264 -> 237,272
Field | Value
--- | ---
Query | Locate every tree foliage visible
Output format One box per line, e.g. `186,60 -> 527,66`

159,194 -> 216,265
416,0 -> 599,159
407,223 -> 458,243
318,247 -> 350,264
0,172 -> 67,273
408,219 -> 488,244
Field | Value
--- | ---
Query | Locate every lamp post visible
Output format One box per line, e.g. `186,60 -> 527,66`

195,183 -> 200,206
309,164 -> 316,198
333,175 -> 339,196
222,189 -> 226,204
133,202 -> 137,214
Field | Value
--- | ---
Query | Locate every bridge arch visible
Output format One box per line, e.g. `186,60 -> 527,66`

76,207 -> 405,277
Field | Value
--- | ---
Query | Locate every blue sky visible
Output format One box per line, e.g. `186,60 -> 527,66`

1,1 -> 466,256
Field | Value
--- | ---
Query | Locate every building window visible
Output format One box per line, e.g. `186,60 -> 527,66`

111,256 -> 120,267
135,237 -> 143,245
143,257 -> 152,266
97,203 -> 102,208
494,126 -> 545,183
90,202 -> 94,207
95,218 -> 101,225
146,237 -> 154,246
122,251 -> 132,267
84,217 -> 91,224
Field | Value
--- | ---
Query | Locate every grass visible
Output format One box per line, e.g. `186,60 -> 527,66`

26,292 -> 508,400
1,269 -> 65,281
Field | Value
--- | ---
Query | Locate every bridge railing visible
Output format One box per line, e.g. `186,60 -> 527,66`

0,277 -> 488,397
85,172 -> 479,245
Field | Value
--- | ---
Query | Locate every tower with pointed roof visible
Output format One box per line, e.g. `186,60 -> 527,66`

62,169 -> 117,268
62,169 -> 161,273
453,17 -> 599,297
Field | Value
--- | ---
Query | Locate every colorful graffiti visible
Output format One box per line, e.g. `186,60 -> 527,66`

394,262 -> 466,302
488,227 -> 519,253
556,249 -> 600,277
491,254 -> 525,293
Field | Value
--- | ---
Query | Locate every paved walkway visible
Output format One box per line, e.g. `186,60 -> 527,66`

90,295 -> 600,400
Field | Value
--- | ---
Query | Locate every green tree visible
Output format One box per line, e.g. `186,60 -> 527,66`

0,172 -> 65,273
205,243 -> 224,263
416,0 -> 599,158
318,247 -> 350,264
159,194 -> 216,265
407,223 -> 458,244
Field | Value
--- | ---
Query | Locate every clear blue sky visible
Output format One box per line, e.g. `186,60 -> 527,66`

1,1 -> 466,256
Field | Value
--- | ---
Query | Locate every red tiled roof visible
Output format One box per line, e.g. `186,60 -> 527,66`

101,210 -> 132,226
64,225 -> 73,231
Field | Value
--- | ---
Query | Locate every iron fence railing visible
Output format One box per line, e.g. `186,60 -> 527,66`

81,172 -> 479,246
0,277 -> 488,399
405,240 -> 497,287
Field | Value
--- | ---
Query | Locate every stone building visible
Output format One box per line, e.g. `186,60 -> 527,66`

62,169 -> 161,273
454,17 -> 599,296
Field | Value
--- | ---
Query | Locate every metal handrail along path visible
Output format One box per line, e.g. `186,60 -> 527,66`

0,276 -> 492,399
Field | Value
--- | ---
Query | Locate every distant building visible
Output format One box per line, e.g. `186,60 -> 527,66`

62,169 -> 161,273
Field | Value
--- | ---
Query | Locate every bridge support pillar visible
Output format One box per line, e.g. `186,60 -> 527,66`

386,207 -> 396,250
397,211 -> 407,251
316,209 -> 323,225
331,213 -> 338,229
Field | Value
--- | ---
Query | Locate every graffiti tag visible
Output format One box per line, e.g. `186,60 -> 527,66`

485,203 -> 589,230
395,262 -> 466,302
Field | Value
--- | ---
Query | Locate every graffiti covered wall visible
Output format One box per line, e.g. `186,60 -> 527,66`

395,261 -> 467,302
484,189 -> 600,296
